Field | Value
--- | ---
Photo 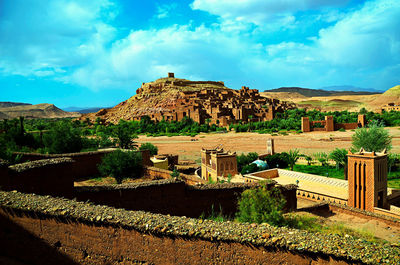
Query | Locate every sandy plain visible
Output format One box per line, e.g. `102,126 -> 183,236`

136,127 -> 400,161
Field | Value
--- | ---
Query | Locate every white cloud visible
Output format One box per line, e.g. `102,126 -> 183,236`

316,0 -> 400,68
0,0 -> 118,76
156,3 -> 178,19
191,0 -> 349,25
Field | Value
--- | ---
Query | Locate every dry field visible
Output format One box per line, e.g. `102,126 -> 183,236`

136,127 -> 400,161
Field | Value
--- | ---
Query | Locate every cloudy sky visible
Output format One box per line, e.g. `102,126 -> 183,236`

1,0 -> 399,108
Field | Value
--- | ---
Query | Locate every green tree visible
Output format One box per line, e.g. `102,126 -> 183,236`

286,149 -> 300,171
351,124 -> 392,152
236,184 -> 286,226
139,142 -> 158,156
98,150 -> 143,184
114,121 -> 137,149
43,121 -> 82,154
36,123 -> 46,146
329,148 -> 347,170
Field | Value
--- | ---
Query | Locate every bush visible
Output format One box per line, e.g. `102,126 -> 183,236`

338,128 -> 346,132
241,163 -> 259,175
139,142 -> 158,156
263,153 -> 289,169
98,150 -> 143,184
43,121 -> 82,154
236,184 -> 286,226
237,152 -> 259,172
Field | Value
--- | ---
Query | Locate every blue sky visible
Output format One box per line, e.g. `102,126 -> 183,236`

0,0 -> 399,108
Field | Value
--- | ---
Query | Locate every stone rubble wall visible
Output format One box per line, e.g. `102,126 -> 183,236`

0,158 -> 75,198
74,180 -> 296,218
13,149 -> 116,179
1,190 -> 398,264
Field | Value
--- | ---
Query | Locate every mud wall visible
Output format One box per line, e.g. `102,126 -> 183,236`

14,150 -> 115,179
2,190 -> 397,264
0,158 -> 74,198
74,180 -> 297,218
334,123 -> 358,130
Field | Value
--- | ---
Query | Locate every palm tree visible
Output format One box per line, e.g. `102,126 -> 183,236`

287,149 -> 300,171
313,152 -> 328,167
37,123 -> 46,146
329,148 -> 347,170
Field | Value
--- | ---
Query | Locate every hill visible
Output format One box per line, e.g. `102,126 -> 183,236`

0,102 -> 80,120
63,106 -> 108,114
0,102 -> 32,108
264,87 -> 381,97
80,73 -> 296,125
369,85 -> 400,110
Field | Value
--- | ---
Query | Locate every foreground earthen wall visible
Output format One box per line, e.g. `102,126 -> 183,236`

0,209 -> 356,265
3,190 -> 398,264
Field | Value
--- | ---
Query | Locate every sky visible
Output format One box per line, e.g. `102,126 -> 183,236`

0,0 -> 399,108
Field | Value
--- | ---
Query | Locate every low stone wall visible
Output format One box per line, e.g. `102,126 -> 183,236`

1,190 -> 399,264
1,158 -> 75,198
74,180 -> 296,218
14,149 -> 116,179
250,168 -> 279,179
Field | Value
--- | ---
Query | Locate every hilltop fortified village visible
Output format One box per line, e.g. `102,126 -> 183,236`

82,73 -> 296,126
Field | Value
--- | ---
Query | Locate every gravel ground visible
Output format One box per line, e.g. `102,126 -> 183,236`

1,190 -> 400,264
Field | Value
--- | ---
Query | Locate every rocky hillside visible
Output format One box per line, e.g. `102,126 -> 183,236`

0,102 -> 80,119
81,74 -> 295,125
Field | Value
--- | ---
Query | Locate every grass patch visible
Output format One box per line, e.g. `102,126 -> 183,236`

289,164 -> 345,179
388,179 -> 400,189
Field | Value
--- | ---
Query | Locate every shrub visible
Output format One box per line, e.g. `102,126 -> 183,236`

139,142 -> 158,156
98,150 -> 143,184
236,184 -> 286,226
43,121 -> 82,154
338,128 -> 346,132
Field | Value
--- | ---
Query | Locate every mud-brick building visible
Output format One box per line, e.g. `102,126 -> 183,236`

347,149 -> 389,211
201,148 -> 238,182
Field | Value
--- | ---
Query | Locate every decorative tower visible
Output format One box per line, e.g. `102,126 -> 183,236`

347,149 -> 389,211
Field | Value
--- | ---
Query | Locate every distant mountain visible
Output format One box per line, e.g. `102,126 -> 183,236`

264,87 -> 381,97
319,85 -> 384,93
63,106 -> 109,114
0,102 -> 31,108
0,102 -> 80,120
